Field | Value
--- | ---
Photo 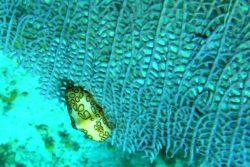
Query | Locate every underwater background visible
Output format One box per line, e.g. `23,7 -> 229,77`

0,52 -> 188,167
0,0 -> 249,167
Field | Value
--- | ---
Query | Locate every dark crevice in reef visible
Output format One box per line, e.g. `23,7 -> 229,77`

195,32 -> 208,39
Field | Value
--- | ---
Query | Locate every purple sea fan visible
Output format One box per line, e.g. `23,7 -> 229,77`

0,0 -> 249,166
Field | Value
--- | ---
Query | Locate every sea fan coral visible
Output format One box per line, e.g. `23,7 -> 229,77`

0,0 -> 249,166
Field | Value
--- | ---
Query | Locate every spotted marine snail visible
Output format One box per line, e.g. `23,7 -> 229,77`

65,85 -> 111,142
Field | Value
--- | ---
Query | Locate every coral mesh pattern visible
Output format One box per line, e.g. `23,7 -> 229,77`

0,0 -> 249,166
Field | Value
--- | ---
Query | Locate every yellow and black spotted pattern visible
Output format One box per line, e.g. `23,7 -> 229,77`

65,85 -> 111,142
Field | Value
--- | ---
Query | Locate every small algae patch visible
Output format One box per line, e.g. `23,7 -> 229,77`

63,141 -> 80,152
58,130 -> 69,139
35,124 -> 55,151
58,130 -> 80,151
0,89 -> 18,113
35,124 -> 49,136
20,91 -> 28,96
0,89 -> 18,103
0,143 -> 16,166
44,136 -> 55,151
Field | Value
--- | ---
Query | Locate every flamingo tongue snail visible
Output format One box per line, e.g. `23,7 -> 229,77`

65,85 -> 111,142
